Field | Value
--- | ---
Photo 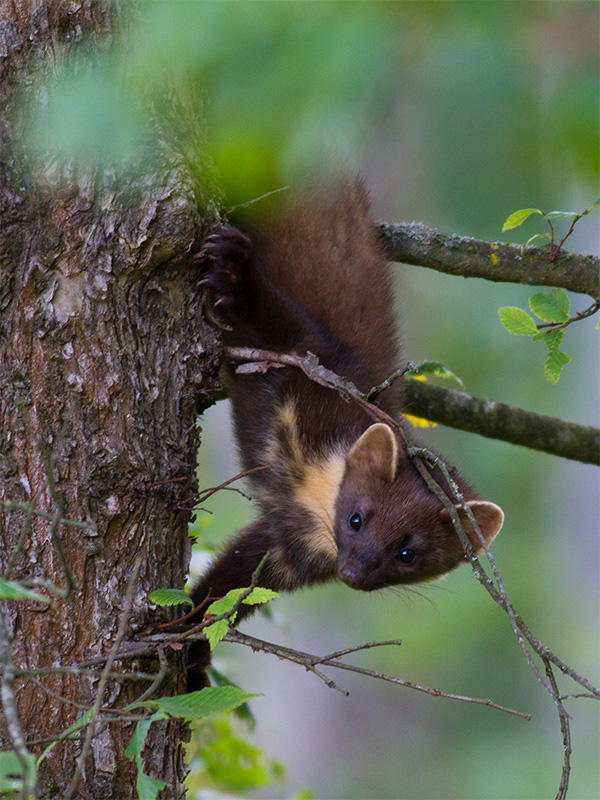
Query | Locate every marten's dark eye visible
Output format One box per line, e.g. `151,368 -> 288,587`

397,548 -> 416,564
348,513 -> 362,532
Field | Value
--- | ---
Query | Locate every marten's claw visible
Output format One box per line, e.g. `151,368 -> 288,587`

203,224 -> 253,266
200,225 -> 253,308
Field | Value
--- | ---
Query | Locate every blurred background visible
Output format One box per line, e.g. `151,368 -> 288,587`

29,1 -> 599,797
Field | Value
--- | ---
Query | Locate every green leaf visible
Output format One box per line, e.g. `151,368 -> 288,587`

0,578 -> 51,605
498,307 -> 538,336
528,290 -> 570,323
502,208 -> 542,231
242,587 -> 282,605
406,360 -> 464,387
125,711 -> 167,800
0,751 -> 37,794
545,349 -> 571,384
200,718 -> 273,791
148,588 -> 194,608
532,329 -> 564,349
125,711 -> 165,760
523,233 -> 551,248
129,686 -> 260,720
205,618 -> 231,650
534,327 -> 570,384
208,667 -> 257,729
136,772 -> 167,800
206,588 -> 245,616
545,210 -> 578,220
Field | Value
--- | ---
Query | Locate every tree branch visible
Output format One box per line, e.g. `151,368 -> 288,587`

403,381 -> 600,465
228,348 -> 599,466
224,630 -> 532,719
376,221 -> 600,298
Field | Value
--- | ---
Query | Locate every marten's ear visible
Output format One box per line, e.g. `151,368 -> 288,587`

346,423 -> 399,482
440,500 -> 504,552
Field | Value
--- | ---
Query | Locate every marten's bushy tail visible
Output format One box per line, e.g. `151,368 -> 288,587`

254,179 -> 400,385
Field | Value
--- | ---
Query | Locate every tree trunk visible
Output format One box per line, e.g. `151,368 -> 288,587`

0,3 -> 220,797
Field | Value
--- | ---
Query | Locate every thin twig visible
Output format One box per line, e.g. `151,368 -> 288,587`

14,666 -> 157,681
133,649 -> 169,705
195,466 -> 267,504
3,484 -> 45,577
225,630 -> 531,719
544,659 -> 572,800
0,499 -> 95,530
536,300 -> 600,332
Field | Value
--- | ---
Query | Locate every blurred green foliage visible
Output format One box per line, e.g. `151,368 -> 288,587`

24,1 -> 598,221
186,718 -> 286,795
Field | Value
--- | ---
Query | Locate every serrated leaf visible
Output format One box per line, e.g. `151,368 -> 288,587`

129,685 -> 260,720
529,290 -> 570,323
125,712 -> 167,800
0,578 -> 51,605
208,667 -> 257,729
545,349 -> 571,384
204,618 -> 231,650
545,210 -> 578,220
207,588 -> 245,616
148,588 -> 194,608
407,360 -> 464,387
125,711 -> 165,760
242,587 -> 282,605
533,329 -> 564,350
498,307 -> 538,336
523,233 -> 551,248
502,208 -> 542,231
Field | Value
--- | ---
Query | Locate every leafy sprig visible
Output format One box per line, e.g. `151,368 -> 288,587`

502,199 -> 600,260
497,289 -> 600,383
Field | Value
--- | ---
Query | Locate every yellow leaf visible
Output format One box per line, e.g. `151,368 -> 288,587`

403,413 -> 437,428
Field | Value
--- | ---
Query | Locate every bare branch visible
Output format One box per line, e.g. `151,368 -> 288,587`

403,380 -> 600,465
376,220 -> 600,298
224,630 -> 531,719
544,660 -> 572,800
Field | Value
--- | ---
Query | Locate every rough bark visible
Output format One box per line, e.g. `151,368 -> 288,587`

0,3 -> 220,798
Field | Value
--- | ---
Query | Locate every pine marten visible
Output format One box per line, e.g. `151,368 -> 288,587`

187,181 -> 504,690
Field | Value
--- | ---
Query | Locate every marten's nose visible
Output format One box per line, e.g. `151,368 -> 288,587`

338,563 -> 365,589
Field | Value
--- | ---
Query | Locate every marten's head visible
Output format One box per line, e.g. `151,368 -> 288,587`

333,424 -> 504,591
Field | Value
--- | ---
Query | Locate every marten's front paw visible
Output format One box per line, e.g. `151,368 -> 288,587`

200,224 -> 253,310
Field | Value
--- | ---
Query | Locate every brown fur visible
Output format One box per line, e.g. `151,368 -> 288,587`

185,181 -> 503,690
